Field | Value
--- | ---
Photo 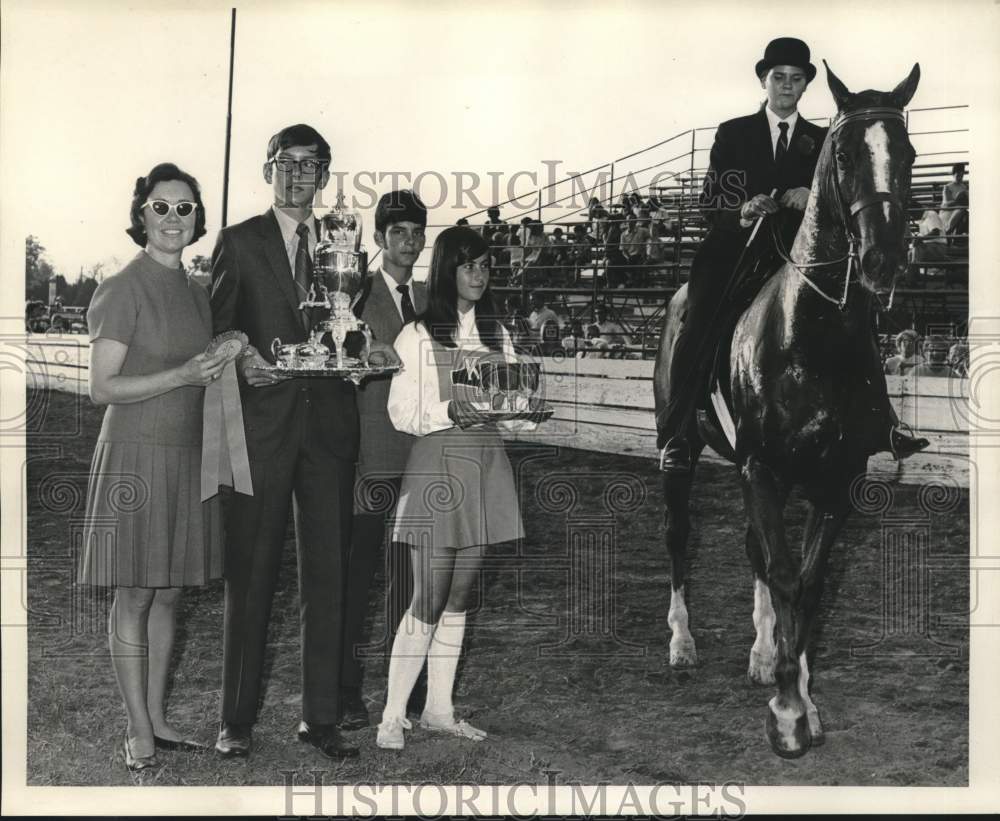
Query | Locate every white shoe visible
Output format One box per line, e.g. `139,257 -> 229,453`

376,715 -> 411,750
419,709 -> 487,742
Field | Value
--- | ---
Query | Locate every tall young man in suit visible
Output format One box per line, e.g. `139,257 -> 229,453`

659,37 -> 926,471
209,123 -> 360,759
339,190 -> 429,728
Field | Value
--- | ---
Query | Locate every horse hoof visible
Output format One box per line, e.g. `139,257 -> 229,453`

807,709 -> 825,746
669,640 -> 698,668
765,701 -> 812,759
747,652 -> 777,685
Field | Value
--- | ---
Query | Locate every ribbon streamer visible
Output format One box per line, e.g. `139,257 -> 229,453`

201,359 -> 253,500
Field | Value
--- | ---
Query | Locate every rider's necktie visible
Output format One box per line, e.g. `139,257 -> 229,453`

775,121 -> 789,164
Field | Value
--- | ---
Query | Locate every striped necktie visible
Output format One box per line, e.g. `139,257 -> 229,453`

294,222 -> 312,330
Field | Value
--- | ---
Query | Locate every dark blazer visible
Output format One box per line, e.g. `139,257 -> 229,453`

210,209 -> 358,462
700,108 -> 827,234
353,269 -> 427,478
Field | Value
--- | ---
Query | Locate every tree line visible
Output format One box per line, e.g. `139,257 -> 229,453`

25,235 -> 211,307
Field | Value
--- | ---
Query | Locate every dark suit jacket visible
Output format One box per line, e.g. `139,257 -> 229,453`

687,108 -> 827,288
353,269 -> 427,479
700,108 -> 826,233
210,209 -> 359,463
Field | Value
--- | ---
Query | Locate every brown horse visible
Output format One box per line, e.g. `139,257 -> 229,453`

652,62 -> 921,758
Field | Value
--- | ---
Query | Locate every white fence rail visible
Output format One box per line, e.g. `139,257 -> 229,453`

24,336 -> 970,486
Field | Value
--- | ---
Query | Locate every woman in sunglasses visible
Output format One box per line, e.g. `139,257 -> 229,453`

377,226 -> 543,751
78,163 -> 228,775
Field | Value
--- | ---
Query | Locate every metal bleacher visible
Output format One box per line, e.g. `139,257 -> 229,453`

368,105 -> 968,358
480,104 -> 970,357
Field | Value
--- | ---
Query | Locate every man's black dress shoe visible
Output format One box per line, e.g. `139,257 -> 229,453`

338,687 -> 370,731
659,436 -> 691,474
154,734 -> 208,752
890,427 -> 930,460
215,722 -> 252,758
297,721 -> 360,759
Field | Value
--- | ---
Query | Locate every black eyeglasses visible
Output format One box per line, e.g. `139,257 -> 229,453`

270,157 -> 328,174
142,200 -> 198,218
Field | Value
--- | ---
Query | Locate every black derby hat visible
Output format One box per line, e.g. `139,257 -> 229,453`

755,37 -> 816,82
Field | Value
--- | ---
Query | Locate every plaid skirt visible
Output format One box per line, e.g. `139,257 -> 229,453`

391,426 -> 523,550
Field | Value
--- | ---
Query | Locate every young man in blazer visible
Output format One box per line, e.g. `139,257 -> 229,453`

339,190 -> 429,728
659,37 -> 926,471
209,123 -> 360,759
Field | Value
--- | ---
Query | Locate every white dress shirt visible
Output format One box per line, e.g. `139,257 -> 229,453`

272,205 -> 317,275
387,307 -> 536,436
739,107 -> 801,227
764,106 -> 799,157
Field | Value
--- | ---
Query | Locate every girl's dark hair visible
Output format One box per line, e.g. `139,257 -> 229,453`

126,162 -> 207,248
420,226 -> 503,351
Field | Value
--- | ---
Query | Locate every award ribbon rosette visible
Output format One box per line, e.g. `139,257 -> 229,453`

201,331 -> 253,500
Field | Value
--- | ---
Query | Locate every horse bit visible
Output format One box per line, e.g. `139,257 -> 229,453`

772,106 -> 908,311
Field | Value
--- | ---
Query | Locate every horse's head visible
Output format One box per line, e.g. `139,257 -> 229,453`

823,61 -> 920,294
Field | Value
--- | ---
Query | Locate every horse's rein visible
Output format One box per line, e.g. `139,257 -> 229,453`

772,106 -> 907,311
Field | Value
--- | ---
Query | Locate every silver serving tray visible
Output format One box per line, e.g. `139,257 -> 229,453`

261,360 -> 401,381
474,405 -> 555,421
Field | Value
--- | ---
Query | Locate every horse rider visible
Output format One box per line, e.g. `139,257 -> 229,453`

658,36 -> 928,472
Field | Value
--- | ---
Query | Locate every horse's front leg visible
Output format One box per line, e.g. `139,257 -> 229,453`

740,456 -> 811,758
796,500 -> 850,747
745,526 -> 777,684
663,462 -> 699,667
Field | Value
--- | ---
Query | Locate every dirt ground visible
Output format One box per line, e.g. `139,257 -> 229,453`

24,388 -> 968,787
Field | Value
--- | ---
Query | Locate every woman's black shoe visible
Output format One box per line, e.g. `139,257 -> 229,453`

123,731 -> 158,772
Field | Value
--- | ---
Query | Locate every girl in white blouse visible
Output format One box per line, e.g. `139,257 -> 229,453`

378,226 -> 542,750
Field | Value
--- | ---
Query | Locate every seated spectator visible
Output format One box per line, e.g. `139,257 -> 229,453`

940,162 -> 969,240
592,305 -> 632,356
527,291 -> 562,353
584,324 -> 610,358
911,335 -> 954,378
561,320 -> 588,358
550,226 -> 569,281
620,218 -> 650,285
523,220 -> 552,284
588,197 -> 610,241
603,214 -> 629,289
484,205 -> 505,228
503,295 -> 532,350
646,216 -> 672,280
908,209 -> 949,283
489,223 -> 511,281
508,235 -> 524,283
948,339 -> 969,377
568,224 -> 596,281
884,329 -> 924,375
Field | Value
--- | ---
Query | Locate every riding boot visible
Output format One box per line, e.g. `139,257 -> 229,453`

659,324 -> 703,474
862,336 -> 929,460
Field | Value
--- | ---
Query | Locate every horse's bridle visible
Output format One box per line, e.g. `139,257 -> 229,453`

773,106 -> 908,311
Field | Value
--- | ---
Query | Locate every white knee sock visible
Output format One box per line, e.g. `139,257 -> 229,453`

384,610 -> 434,721
424,610 -> 467,717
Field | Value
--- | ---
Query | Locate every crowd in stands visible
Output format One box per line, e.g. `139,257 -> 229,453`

469,193 -> 680,289
501,291 -> 639,359
882,328 -> 968,378
467,160 -> 968,292
906,162 -> 969,287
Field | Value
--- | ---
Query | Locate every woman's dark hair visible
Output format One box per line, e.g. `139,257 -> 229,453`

420,226 -> 503,351
126,162 -> 207,248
